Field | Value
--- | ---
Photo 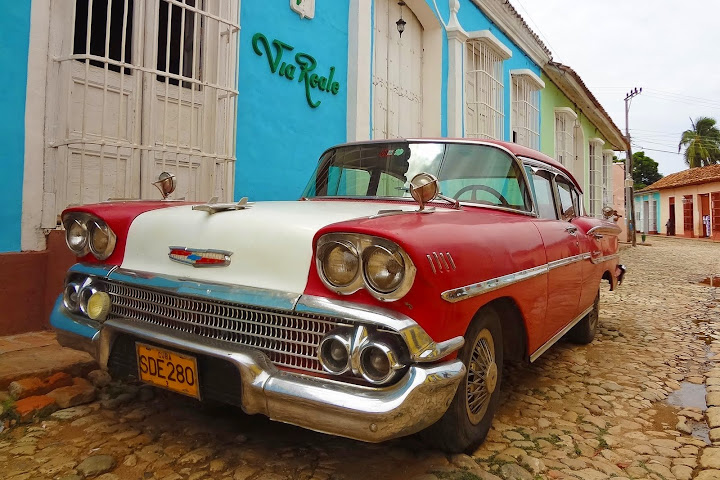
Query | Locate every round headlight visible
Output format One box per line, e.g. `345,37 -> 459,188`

318,332 -> 352,374
67,219 -> 88,254
88,220 -> 116,260
358,341 -> 402,384
363,245 -> 405,293
63,282 -> 81,312
319,241 -> 360,288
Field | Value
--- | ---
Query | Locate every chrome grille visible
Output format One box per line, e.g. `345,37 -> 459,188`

102,281 -> 356,374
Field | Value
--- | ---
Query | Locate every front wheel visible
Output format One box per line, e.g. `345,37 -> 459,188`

421,307 -> 504,453
568,289 -> 600,344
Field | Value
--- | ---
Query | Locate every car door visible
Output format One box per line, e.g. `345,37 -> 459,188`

529,171 -> 583,343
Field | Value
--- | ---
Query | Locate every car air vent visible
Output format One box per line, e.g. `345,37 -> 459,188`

427,252 -> 456,274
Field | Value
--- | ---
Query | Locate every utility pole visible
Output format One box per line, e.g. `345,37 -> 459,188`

624,87 -> 642,246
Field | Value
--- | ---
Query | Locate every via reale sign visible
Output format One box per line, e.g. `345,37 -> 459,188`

252,33 -> 340,109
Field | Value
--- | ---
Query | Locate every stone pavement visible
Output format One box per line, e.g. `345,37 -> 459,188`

0,331 -> 96,389
1,236 -> 719,480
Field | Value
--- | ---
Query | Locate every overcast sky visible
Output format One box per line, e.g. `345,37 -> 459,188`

510,0 -> 720,176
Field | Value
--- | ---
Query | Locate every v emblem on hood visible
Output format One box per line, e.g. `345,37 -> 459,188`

168,247 -> 233,267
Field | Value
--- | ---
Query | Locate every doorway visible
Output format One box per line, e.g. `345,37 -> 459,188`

668,197 -> 676,236
683,195 -> 694,237
700,194 -> 711,238
372,0 -> 424,139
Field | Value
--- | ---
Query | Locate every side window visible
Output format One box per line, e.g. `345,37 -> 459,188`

555,178 -> 577,221
525,167 -> 558,220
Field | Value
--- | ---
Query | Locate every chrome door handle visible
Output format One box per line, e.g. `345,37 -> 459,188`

565,225 -> 578,235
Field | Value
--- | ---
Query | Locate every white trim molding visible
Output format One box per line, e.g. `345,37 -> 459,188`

590,137 -> 606,146
446,0 -> 468,138
554,106 -> 578,121
22,0 -> 52,251
466,30 -> 512,60
469,0 -> 551,67
347,0 -> 372,141
509,69 -> 545,90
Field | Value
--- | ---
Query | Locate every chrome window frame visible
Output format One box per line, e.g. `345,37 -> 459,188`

308,139 -> 538,218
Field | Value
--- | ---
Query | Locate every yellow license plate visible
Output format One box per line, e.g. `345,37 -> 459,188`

136,343 -> 200,399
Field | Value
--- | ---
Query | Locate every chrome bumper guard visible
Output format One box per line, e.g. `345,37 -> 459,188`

55,314 -> 465,442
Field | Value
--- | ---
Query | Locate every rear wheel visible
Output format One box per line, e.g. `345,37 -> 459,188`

422,307 -> 504,453
568,289 -> 600,344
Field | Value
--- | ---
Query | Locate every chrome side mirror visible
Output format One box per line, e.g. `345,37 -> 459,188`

409,173 -> 439,211
153,172 -> 177,200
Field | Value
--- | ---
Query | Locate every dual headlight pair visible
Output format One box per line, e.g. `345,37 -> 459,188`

316,234 -> 416,302
318,326 -> 406,385
62,213 -> 117,260
63,276 -> 112,322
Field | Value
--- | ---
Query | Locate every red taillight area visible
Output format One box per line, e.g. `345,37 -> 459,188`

62,201 -> 198,266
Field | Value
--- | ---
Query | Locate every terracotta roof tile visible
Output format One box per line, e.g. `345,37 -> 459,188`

640,164 -> 720,191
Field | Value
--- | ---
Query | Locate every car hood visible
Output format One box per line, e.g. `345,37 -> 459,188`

121,200 -> 426,294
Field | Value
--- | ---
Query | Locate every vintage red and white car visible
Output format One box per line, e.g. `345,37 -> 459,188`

52,139 -> 624,452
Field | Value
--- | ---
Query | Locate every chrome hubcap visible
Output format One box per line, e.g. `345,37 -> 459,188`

466,328 -> 496,425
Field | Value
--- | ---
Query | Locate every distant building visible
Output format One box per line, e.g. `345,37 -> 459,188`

637,164 -> 720,240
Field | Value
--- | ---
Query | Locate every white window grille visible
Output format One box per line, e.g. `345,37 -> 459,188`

588,140 -> 603,217
554,109 -> 576,167
602,149 -> 614,207
43,0 -> 239,226
465,40 -> 505,140
510,70 -> 543,150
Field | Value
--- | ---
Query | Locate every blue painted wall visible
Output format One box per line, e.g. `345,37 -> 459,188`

236,1 -> 349,201
634,191 -> 661,233
453,1 -> 542,145
0,3 -> 31,253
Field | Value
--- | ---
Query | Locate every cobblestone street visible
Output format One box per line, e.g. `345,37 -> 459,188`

2,236 -> 720,480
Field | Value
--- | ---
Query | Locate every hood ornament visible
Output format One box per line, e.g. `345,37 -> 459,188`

193,197 -> 253,214
168,247 -> 232,267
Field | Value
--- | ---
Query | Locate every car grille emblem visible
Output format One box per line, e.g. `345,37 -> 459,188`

168,247 -> 232,267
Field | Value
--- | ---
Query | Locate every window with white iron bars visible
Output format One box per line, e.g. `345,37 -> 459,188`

554,112 -> 574,167
602,150 -> 614,207
511,75 -> 540,149
588,140 -> 604,217
465,40 -> 504,140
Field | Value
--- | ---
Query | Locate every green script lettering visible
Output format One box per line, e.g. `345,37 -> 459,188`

251,32 -> 341,109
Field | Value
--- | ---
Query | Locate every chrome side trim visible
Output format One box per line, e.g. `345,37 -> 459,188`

296,295 -> 464,362
587,224 -> 622,237
442,253 -> 591,303
590,253 -> 620,265
530,304 -> 594,362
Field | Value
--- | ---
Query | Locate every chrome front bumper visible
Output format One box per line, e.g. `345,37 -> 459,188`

53,306 -> 465,443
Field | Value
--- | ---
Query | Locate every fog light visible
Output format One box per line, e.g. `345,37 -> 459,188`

63,282 -> 81,312
86,291 -> 111,321
318,332 -> 351,374
359,341 -> 403,385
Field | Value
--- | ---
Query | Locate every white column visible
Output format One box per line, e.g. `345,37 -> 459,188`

22,0 -> 52,251
445,0 -> 467,138
347,0 -> 372,141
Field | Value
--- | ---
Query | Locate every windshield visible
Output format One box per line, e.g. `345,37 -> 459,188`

302,141 -> 532,211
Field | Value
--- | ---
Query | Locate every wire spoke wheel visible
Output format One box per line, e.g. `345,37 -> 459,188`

465,328 -> 497,425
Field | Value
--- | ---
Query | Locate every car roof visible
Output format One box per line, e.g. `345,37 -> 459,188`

333,138 -> 583,192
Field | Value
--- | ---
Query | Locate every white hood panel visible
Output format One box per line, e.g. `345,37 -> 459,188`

121,201 -> 417,294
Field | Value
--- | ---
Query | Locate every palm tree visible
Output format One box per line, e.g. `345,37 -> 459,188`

678,117 -> 720,168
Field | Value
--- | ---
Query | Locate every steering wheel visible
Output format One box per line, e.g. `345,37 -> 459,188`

453,185 -> 510,207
